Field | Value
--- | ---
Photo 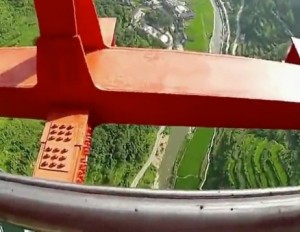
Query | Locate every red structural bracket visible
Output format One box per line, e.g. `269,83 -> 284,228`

34,0 -> 107,51
285,37 -> 300,65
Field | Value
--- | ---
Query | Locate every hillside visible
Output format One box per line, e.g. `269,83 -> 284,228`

203,0 -> 300,190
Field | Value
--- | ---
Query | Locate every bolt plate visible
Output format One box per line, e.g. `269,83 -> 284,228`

33,110 -> 90,183
38,122 -> 77,172
38,144 -> 75,173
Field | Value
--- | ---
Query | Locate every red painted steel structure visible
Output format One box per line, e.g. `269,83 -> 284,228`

2,1 -> 300,231
0,0 -> 300,182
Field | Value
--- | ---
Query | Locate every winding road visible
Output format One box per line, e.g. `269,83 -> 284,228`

209,0 -> 223,53
232,0 -> 244,55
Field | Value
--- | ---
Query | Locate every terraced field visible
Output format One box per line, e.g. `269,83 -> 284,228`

203,129 -> 296,190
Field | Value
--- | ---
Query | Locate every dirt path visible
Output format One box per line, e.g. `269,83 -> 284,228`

218,0 -> 231,54
231,0 -> 244,55
130,126 -> 165,188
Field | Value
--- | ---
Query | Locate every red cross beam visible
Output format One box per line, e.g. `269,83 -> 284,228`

1,0 -> 300,129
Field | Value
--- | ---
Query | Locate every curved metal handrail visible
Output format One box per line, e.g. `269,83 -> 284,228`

1,173 -> 300,232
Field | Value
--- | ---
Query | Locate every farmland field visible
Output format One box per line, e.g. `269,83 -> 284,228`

184,0 -> 214,51
174,128 -> 214,190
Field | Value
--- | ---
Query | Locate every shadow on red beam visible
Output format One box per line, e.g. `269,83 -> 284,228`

0,48 -> 36,88
91,91 -> 300,130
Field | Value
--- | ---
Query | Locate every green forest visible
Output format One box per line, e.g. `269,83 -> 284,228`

225,0 -> 296,60
203,0 -> 300,190
0,0 -> 162,187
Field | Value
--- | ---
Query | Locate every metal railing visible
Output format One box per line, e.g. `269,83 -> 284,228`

1,173 -> 300,232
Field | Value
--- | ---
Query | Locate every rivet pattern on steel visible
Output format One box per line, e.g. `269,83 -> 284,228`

39,123 -> 75,172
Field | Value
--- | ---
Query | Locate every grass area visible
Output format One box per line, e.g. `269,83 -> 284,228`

0,118 -> 8,130
175,176 -> 200,190
184,0 -> 214,52
174,128 -> 214,189
137,164 -> 157,188
177,128 -> 214,177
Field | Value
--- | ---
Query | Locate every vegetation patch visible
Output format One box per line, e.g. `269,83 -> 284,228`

203,130 -> 291,190
137,164 -> 157,188
175,176 -> 200,190
0,118 -> 43,176
174,128 -> 214,189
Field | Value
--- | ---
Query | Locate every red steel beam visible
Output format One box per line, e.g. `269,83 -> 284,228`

285,37 -> 300,64
1,1 -> 300,130
2,45 -> 300,129
1,0 -> 300,130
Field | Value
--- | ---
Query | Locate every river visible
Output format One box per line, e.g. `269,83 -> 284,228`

158,126 -> 189,189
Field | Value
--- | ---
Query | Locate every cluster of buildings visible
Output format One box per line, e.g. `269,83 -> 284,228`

163,0 -> 195,19
143,0 -> 161,7
121,0 -> 134,6
131,0 -> 194,48
143,25 -> 173,47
